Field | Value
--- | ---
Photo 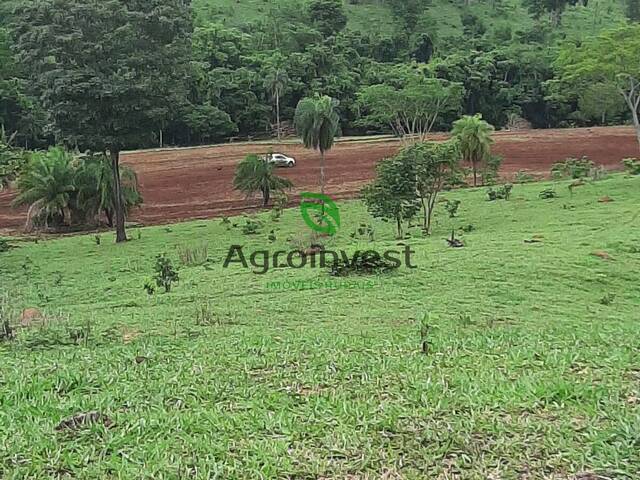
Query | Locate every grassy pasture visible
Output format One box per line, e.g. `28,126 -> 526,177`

1,174 -> 639,479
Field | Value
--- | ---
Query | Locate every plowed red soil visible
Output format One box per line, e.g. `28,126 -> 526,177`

1,126 -> 637,232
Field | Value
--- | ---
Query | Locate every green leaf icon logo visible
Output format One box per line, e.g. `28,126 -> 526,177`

300,192 -> 341,236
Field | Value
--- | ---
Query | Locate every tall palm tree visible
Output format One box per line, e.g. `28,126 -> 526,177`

233,154 -> 293,207
74,155 -> 143,227
451,114 -> 494,187
12,147 -> 76,230
264,68 -> 289,141
294,95 -> 340,196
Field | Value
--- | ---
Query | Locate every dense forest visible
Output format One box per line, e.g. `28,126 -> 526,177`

0,0 -> 638,150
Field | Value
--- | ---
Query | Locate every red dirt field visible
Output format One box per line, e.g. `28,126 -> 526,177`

0,126 -> 638,233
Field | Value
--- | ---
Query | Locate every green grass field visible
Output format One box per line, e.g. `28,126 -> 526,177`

1,174 -> 640,479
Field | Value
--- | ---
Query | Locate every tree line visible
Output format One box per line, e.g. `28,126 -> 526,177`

0,0 -> 639,242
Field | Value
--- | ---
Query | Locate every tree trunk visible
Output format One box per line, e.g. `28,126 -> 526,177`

110,149 -> 127,243
104,208 -> 114,228
396,215 -> 403,239
276,91 -> 281,141
632,105 -> 640,152
320,150 -> 326,216
263,185 -> 270,207
472,161 -> 478,187
421,197 -> 428,232
620,81 -> 640,151
159,129 -> 163,148
320,150 -> 326,195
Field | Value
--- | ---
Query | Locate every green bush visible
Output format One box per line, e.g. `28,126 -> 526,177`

241,218 -> 262,235
514,170 -> 535,183
0,129 -> 27,191
539,188 -> 557,199
153,254 -> 179,293
0,238 -> 10,253
350,223 -> 375,241
551,156 -> 594,179
329,251 -> 399,277
487,184 -> 512,201
482,154 -> 503,185
445,199 -> 461,217
622,158 -> 640,175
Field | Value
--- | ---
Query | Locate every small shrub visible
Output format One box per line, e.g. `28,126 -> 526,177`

195,301 -> 218,326
329,251 -> 399,277
241,218 -> 262,235
94,234 -> 101,245
350,223 -> 375,241
501,183 -> 513,200
419,312 -> 431,354
515,170 -> 535,183
460,224 -> 475,233
445,199 -> 461,218
539,188 -> 557,199
482,154 -> 503,185
0,238 -> 10,253
153,254 -> 179,293
622,158 -> 640,175
0,296 -> 14,342
270,193 -> 289,222
289,231 -> 329,253
177,242 -> 208,266
599,293 -> 616,306
143,280 -> 156,295
551,156 -> 594,179
591,165 -> 608,181
487,184 -> 513,201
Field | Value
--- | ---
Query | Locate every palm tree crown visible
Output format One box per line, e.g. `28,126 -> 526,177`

294,95 -> 340,194
294,95 -> 340,154
233,154 -> 293,207
13,147 -> 76,229
451,114 -> 494,186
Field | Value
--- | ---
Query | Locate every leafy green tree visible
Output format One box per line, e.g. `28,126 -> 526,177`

628,0 -> 640,22
357,67 -> 463,144
233,154 -> 293,207
555,26 -> 640,151
406,141 -> 460,234
13,0 -> 192,242
307,0 -> 347,37
523,0 -> 580,26
362,153 -> 420,238
0,128 -> 26,191
192,23 -> 251,70
0,28 -> 44,147
451,114 -> 494,186
578,82 -> 626,125
13,147 -> 76,230
183,103 -> 237,144
294,95 -> 340,195
74,155 -> 143,227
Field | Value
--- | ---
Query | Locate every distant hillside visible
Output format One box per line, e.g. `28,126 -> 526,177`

193,0 -> 628,50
